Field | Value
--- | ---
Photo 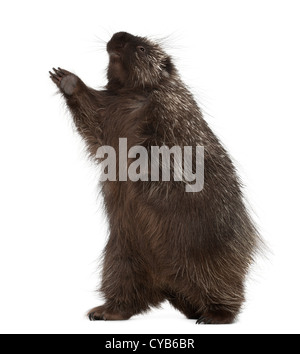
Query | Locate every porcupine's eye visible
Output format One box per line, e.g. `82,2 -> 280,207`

137,46 -> 146,53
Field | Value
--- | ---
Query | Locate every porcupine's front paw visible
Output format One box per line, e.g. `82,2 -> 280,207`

49,67 -> 79,95
87,305 -> 132,321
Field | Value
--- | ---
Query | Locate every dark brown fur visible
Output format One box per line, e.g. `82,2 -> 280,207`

50,32 -> 260,324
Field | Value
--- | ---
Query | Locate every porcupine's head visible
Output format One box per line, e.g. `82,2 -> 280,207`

106,32 -> 176,90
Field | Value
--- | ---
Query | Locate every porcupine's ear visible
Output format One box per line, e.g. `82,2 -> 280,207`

162,56 -> 175,77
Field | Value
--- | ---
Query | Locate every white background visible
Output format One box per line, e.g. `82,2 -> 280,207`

0,0 -> 299,334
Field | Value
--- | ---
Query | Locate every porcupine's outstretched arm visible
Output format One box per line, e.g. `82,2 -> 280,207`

50,68 -> 105,155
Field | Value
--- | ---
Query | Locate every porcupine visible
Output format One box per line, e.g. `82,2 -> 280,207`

50,32 -> 260,324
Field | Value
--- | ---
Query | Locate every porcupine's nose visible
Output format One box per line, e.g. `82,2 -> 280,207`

107,32 -> 134,56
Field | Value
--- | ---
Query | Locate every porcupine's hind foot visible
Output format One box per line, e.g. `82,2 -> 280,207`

196,305 -> 238,325
87,305 -> 132,321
